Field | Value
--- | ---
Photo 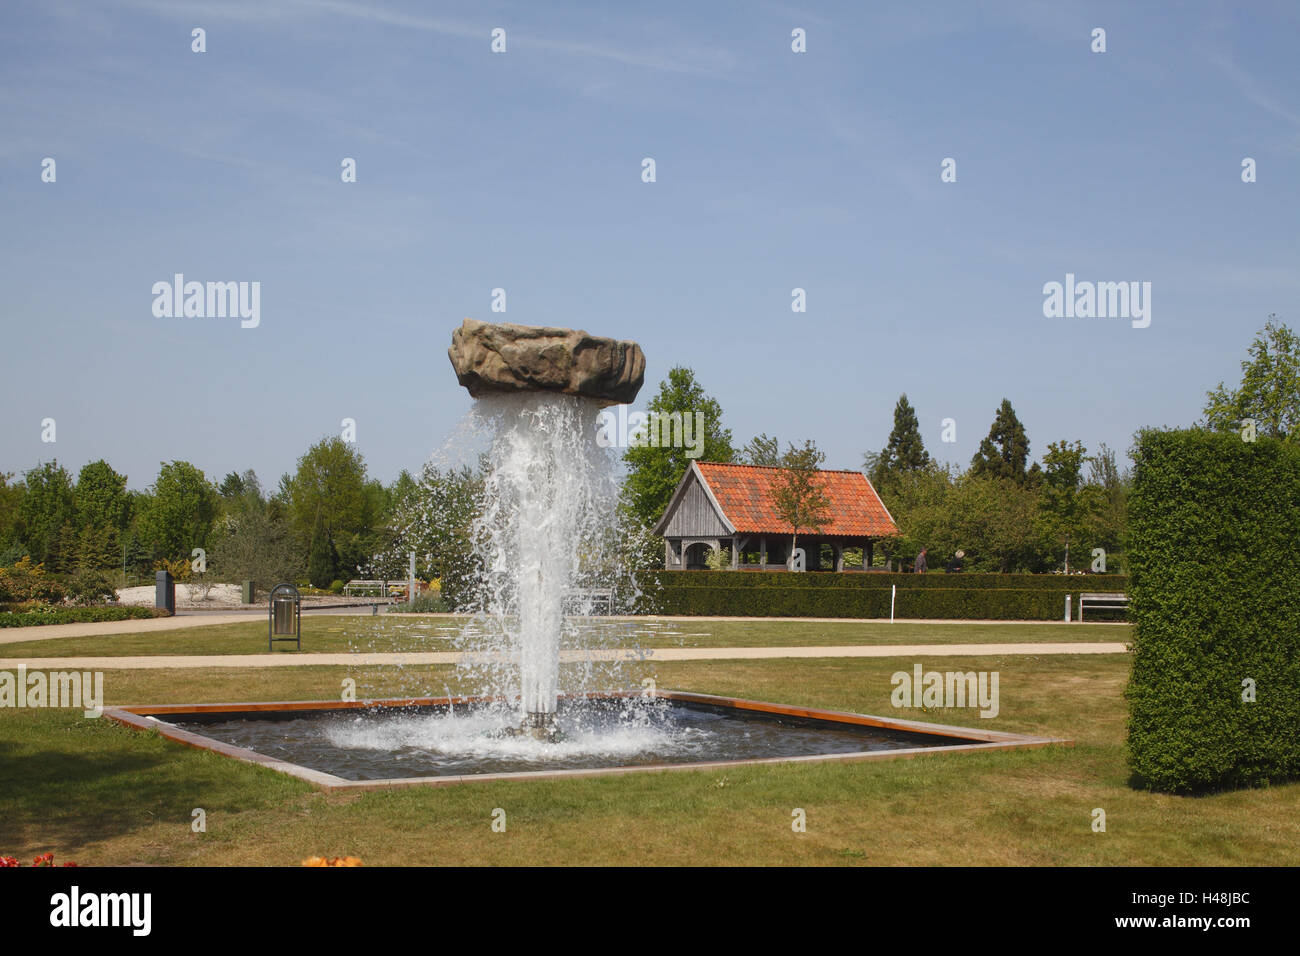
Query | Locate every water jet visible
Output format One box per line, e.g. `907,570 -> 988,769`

447,317 -> 646,739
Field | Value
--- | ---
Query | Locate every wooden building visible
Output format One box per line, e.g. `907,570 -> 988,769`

653,461 -> 899,571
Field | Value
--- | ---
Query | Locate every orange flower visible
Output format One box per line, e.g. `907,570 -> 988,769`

301,856 -> 363,867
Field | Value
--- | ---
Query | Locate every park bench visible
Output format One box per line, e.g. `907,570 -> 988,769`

563,588 -> 613,615
343,579 -> 410,600
1078,592 -> 1128,621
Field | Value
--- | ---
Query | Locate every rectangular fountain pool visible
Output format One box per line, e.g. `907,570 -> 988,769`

104,691 -> 1068,789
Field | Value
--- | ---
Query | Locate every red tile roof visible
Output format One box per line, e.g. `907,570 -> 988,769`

693,462 -> 898,537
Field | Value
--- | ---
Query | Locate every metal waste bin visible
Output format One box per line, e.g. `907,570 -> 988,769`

268,583 -> 301,651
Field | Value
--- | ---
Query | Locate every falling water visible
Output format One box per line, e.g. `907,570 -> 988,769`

465,391 -> 629,724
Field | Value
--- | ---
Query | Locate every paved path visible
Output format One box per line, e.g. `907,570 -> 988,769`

0,607 -> 385,644
0,642 -> 1129,669
0,611 -> 1125,646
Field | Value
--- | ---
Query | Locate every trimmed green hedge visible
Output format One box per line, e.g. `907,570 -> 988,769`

0,606 -> 169,628
1126,429 -> 1300,793
637,585 -> 1072,620
642,570 -> 1128,591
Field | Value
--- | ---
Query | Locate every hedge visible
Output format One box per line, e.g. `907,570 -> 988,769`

636,585 -> 1075,620
1126,429 -> 1300,793
641,570 -> 1128,592
0,606 -> 169,628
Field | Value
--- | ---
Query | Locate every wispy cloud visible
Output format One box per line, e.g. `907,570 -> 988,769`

1209,52 -> 1300,128
117,0 -> 737,77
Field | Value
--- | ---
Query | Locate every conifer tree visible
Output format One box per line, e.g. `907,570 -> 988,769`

307,511 -> 336,588
866,394 -> 931,488
970,399 -> 1038,486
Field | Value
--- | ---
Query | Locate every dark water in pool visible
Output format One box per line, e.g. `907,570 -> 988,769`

165,698 -> 975,780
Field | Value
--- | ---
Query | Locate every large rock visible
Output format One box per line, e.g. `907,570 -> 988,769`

448,318 -> 645,406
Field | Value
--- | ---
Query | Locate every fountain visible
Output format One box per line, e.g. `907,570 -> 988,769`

446,318 -> 646,741
103,318 -> 1068,788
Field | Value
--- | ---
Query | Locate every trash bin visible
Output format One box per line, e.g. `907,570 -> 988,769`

268,583 -> 301,651
273,595 -> 295,634
241,580 -> 255,605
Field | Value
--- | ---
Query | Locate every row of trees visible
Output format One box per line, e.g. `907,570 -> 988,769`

620,316 -> 1299,574
862,395 -> 1129,571
4,317 -> 1294,592
866,397 -> 1129,572
619,371 -> 1130,572
0,438 -> 428,591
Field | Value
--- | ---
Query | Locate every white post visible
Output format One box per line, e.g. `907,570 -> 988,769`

890,584 -> 896,623
408,550 -> 417,605
1064,594 -> 1072,623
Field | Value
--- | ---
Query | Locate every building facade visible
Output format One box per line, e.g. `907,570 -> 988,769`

653,461 -> 899,571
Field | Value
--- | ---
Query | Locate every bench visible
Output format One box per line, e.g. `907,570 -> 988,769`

343,579 -> 409,600
563,588 -> 613,615
1078,592 -> 1128,621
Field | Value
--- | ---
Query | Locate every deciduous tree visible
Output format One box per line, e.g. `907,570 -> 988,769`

136,461 -> 219,561
739,433 -> 782,466
1202,316 -> 1300,441
622,367 -> 734,529
771,440 -> 831,570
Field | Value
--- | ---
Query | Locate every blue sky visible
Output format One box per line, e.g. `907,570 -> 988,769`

2,0 -> 1297,490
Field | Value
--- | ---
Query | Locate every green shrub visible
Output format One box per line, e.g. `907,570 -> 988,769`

0,557 -> 65,604
390,593 -> 449,613
329,579 -> 345,595
66,569 -> 118,606
0,605 -> 166,627
1126,429 -> 1300,793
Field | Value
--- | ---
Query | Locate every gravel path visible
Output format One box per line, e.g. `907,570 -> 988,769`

0,642 -> 1130,669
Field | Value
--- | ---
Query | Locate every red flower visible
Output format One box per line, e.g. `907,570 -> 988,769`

0,851 -> 77,867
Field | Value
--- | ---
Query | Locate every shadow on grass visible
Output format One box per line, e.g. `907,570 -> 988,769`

0,715 -> 308,858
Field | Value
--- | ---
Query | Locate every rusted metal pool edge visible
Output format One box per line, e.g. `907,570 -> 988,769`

103,690 -> 1072,792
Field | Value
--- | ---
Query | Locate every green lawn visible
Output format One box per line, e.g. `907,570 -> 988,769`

1,642 -> 1296,866
0,615 -> 1129,657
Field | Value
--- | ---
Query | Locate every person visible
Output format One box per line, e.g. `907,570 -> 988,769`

915,548 -> 927,573
944,549 -> 966,574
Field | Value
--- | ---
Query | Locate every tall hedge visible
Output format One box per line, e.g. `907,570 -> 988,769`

641,570 -> 1128,592
640,586 -> 1070,620
633,570 -> 1128,620
1126,429 -> 1300,793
